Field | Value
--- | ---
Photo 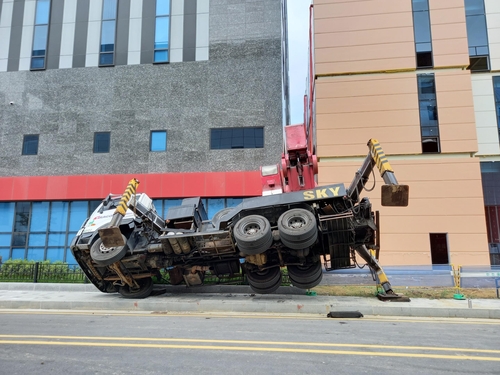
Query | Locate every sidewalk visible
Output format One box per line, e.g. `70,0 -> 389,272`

0,283 -> 499,319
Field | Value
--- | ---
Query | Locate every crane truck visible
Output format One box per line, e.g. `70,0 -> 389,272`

70,138 -> 409,300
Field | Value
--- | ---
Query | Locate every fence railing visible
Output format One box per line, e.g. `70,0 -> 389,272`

0,263 -> 88,283
0,262 -> 291,286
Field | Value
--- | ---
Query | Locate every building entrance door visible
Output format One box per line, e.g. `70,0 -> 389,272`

430,233 -> 449,265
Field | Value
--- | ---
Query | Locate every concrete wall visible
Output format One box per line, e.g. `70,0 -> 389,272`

0,0 -> 284,176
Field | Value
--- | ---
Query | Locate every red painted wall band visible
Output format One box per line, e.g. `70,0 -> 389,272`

0,171 -> 262,201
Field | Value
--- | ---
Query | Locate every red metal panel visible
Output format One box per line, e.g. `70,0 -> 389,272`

205,172 -> 226,197
27,176 -> 49,201
161,173 -> 184,197
67,176 -> 88,200
0,177 -> 14,200
0,171 -> 262,201
183,173 -> 206,197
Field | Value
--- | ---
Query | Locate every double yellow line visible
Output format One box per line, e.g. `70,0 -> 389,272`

1,335 -> 499,362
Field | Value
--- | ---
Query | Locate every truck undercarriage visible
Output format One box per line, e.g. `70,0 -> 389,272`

71,140 -> 409,300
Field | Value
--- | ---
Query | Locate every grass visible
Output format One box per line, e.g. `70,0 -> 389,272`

312,285 -> 499,299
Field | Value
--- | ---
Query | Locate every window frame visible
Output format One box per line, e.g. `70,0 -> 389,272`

153,0 -> 171,64
417,74 -> 440,154
411,0 -> 434,69
93,132 -> 111,153
30,0 -> 51,71
99,0 -> 118,67
210,127 -> 265,150
22,134 -> 40,156
150,130 -> 168,152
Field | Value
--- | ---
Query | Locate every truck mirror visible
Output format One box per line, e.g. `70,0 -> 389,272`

381,185 -> 409,207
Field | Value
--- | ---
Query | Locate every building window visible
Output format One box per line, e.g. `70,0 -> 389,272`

417,74 -> 440,153
210,128 -> 264,150
493,77 -> 500,142
154,0 -> 170,63
22,135 -> 39,155
412,0 -> 433,69
99,0 -> 117,66
150,130 -> 167,151
465,0 -> 490,72
93,132 -> 110,153
31,0 -> 51,70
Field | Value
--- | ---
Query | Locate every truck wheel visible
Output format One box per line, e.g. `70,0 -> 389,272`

246,267 -> 282,294
234,215 -> 273,255
278,209 -> 318,250
90,235 -> 128,266
287,261 -> 323,289
118,277 -> 154,299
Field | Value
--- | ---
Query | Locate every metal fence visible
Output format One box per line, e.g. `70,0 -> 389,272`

0,263 -> 88,283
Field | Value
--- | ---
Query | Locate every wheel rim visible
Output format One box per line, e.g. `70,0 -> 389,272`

287,216 -> 307,229
244,223 -> 261,235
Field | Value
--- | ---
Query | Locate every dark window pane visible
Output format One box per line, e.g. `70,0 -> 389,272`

413,11 -> 431,43
210,128 -> 264,150
422,138 -> 440,153
35,0 -> 51,24
14,202 -> 31,232
418,75 -> 436,94
493,76 -> 500,134
469,56 -> 489,71
417,75 -> 440,153
465,0 -> 485,16
101,20 -> 116,52
99,53 -> 114,65
12,234 -> 27,247
155,16 -> 170,49
150,131 -> 167,151
22,135 -> 39,155
466,15 -> 489,48
32,25 -> 48,56
93,132 -> 110,153
156,0 -> 171,16
416,51 -> 433,68
412,0 -> 429,12
154,50 -> 168,63
102,0 -> 117,20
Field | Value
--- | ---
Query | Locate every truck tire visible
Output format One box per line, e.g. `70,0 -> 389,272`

234,215 -> 273,255
246,267 -> 282,294
90,235 -> 128,266
118,277 -> 154,299
278,209 -> 318,250
288,261 -> 323,289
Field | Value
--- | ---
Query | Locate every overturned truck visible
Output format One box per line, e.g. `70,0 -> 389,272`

71,139 -> 409,299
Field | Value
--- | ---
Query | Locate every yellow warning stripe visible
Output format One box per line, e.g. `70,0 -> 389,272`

115,178 -> 139,216
368,139 -> 393,174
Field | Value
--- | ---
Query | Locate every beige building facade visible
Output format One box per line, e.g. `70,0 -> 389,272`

313,0 -> 500,266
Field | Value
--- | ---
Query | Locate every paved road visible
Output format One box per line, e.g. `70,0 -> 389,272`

0,311 -> 499,375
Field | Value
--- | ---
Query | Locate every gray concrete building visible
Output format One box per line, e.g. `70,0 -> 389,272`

0,0 -> 288,263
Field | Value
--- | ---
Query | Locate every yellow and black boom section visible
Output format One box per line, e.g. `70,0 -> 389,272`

347,139 -> 409,207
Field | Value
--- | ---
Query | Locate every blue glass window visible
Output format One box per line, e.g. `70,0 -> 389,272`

153,199 -> 164,217
28,233 -> 46,246
0,234 -> 11,246
93,132 -> 111,153
465,0 -> 489,71
30,202 -> 49,231
210,128 -> 264,149
11,248 -> 26,260
0,203 -> 15,232
0,249 -> 10,262
207,198 -> 225,220
150,131 -> 167,151
31,0 -> 50,70
46,248 -> 64,262
69,201 -> 90,231
27,248 -> 45,261
22,135 -> 39,155
99,0 -> 117,66
412,0 -> 433,68
154,0 -> 170,63
49,202 -> 68,232
417,74 -> 440,153
48,233 -> 66,246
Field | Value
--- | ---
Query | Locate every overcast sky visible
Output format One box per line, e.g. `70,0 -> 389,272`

287,0 -> 313,124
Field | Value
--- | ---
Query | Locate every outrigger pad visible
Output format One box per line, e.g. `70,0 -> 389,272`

98,226 -> 126,248
381,185 -> 409,207
377,293 -> 411,302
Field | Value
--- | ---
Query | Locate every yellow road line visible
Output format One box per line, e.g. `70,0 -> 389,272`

0,339 -> 498,362
1,335 -> 499,355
